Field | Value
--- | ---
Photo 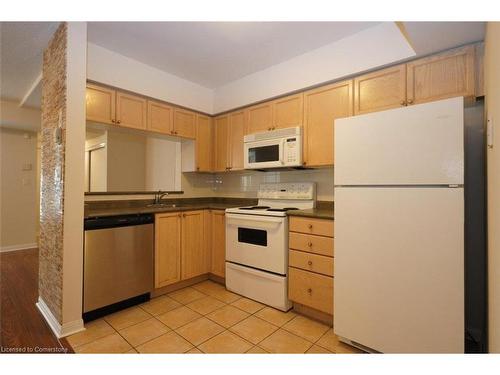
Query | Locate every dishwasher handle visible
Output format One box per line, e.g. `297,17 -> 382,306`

84,214 -> 154,230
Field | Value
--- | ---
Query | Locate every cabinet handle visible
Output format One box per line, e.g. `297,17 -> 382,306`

307,260 -> 313,266
407,99 -> 414,104
116,120 -> 121,124
268,127 -> 271,131
183,213 -> 186,217
400,100 -> 406,106
196,167 -> 200,171
111,119 -> 116,123
307,242 -> 313,247
308,224 -> 313,230
307,288 -> 312,294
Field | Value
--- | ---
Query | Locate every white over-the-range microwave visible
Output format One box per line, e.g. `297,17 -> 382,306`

244,126 -> 303,169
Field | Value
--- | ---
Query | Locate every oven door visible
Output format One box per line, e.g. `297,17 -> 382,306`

225,213 -> 288,275
244,138 -> 284,169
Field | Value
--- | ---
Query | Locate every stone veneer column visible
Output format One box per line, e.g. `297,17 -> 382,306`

37,22 -> 87,338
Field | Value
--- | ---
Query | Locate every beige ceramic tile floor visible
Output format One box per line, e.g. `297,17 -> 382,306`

67,280 -> 363,354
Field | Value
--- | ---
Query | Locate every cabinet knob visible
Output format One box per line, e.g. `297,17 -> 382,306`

307,260 -> 313,266
111,119 -> 116,123
407,99 -> 414,104
308,224 -> 313,229
307,288 -> 312,294
183,213 -> 186,217
116,120 -> 121,124
196,167 -> 200,171
268,127 -> 271,131
307,242 -> 313,247
400,100 -> 406,106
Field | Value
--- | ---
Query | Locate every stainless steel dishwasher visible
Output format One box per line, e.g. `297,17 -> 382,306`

83,214 -> 154,318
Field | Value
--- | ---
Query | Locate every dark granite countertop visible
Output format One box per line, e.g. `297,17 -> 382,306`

287,201 -> 334,220
84,197 -> 257,219
84,197 -> 334,220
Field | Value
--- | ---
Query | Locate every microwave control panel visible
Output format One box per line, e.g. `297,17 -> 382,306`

284,137 -> 299,163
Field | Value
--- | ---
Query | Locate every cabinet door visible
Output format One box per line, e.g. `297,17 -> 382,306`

214,115 -> 229,172
210,210 -> 226,278
86,84 -> 116,125
147,100 -> 174,134
354,64 -> 406,115
228,110 -> 245,171
246,102 -> 273,134
303,80 -> 353,166
195,115 -> 213,172
273,93 -> 303,130
116,91 -> 148,130
173,108 -> 196,139
406,44 -> 475,105
155,213 -> 181,288
181,210 -> 208,279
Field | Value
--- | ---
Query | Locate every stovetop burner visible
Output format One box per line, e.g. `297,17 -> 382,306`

267,207 -> 300,212
239,206 -> 271,210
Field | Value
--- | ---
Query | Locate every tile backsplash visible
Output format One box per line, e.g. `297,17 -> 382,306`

182,167 -> 334,201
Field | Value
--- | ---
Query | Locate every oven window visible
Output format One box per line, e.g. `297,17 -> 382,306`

238,227 -> 267,246
248,145 -> 279,163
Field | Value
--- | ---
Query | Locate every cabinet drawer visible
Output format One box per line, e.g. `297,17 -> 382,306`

289,217 -> 334,237
289,250 -> 333,277
289,232 -> 334,257
288,267 -> 333,315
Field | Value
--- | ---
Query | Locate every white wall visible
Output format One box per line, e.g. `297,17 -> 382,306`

485,22 -> 500,353
87,43 -> 214,114
0,128 -> 38,251
0,100 -> 41,131
213,23 -> 415,113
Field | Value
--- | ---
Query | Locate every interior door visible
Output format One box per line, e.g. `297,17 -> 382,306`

335,97 -> 464,185
334,187 -> 464,353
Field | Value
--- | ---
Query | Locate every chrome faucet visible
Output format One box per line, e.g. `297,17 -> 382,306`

153,191 -> 169,204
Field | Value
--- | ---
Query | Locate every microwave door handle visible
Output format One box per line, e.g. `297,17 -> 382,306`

280,139 -> 285,165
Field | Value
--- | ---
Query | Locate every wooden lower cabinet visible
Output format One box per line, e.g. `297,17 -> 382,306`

155,210 -> 206,288
289,267 -> 333,315
210,210 -> 226,278
288,216 -> 334,316
181,211 -> 209,279
155,212 -> 182,288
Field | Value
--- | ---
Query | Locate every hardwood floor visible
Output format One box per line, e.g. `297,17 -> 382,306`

0,248 -> 73,353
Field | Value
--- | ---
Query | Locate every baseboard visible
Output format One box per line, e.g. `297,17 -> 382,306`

36,297 -> 85,338
0,243 -> 38,253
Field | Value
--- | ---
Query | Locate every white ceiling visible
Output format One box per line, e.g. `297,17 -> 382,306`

87,22 -> 380,89
0,22 -> 59,107
0,21 -> 486,118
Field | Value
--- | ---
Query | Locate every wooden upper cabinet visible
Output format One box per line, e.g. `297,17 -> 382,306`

155,212 -> 181,288
86,84 -> 116,125
195,115 -> 213,172
246,102 -> 273,134
303,80 -> 353,167
406,44 -> 475,105
354,64 -> 407,115
147,100 -> 174,135
210,210 -> 226,278
173,108 -> 196,139
228,110 -> 245,170
116,91 -> 148,130
273,93 -> 303,130
181,211 -> 208,280
214,115 -> 229,172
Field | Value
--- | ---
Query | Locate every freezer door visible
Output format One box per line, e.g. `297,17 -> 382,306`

334,97 -> 464,185
334,187 -> 464,353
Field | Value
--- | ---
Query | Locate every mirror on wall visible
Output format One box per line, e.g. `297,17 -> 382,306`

85,124 -> 181,193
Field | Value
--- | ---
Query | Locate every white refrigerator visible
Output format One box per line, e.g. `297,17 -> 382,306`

333,97 -> 465,353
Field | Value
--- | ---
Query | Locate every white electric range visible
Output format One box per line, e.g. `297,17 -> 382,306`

225,182 -> 316,311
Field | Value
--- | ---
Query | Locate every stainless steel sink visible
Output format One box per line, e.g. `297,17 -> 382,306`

146,203 -> 178,208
